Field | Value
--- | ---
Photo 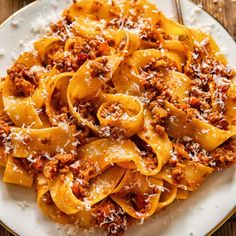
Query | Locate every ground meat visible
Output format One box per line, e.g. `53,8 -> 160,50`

140,27 -> 157,42
54,52 -> 86,72
140,151 -> 158,170
43,153 -> 76,179
43,42 -> 64,69
59,166 -> 70,174
0,112 -> 12,124
189,96 -> 200,107
171,137 -> 212,165
184,107 -> 199,121
90,58 -> 110,80
71,177 -> 89,199
139,25 -> 163,44
0,121 -> 10,143
99,125 -> 126,140
184,42 -> 235,130
142,71 -> 165,96
14,78 -> 35,96
14,153 -> 76,181
100,103 -> 124,120
140,61 -> 177,133
54,40 -> 92,72
186,78 -> 230,129
188,85 -> 211,109
74,126 -> 90,146
13,155 -> 46,178
54,38 -> 110,73
70,159 -> 97,179
169,143 -> 188,165
92,199 -> 127,236
7,63 -> 39,96
207,112 -> 229,130
75,99 -> 99,125
171,163 -> 185,184
210,138 -> 236,169
153,124 -> 165,136
115,182 -> 157,215
55,154 -> 74,164
170,137 -> 236,170
50,19 -> 73,40
69,159 -> 98,198
50,88 -> 71,123
149,101 -> 168,134
31,156 -> 44,171
89,39 -> 110,57
43,159 -> 59,179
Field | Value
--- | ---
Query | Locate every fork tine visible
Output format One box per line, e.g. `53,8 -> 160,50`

174,0 -> 184,24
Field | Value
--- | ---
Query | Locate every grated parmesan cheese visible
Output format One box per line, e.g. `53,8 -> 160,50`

27,154 -> 37,163
30,65 -> 47,74
30,8 -> 61,36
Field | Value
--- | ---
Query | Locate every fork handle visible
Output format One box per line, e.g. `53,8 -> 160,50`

174,0 -> 184,24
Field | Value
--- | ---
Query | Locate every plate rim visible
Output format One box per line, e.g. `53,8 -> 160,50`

184,0 -> 236,43
0,0 -> 235,235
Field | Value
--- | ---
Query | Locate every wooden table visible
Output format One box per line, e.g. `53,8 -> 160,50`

0,0 -> 235,235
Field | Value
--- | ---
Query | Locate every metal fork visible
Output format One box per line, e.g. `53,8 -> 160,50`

174,0 -> 184,24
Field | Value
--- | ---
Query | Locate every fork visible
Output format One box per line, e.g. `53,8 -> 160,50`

174,0 -> 184,24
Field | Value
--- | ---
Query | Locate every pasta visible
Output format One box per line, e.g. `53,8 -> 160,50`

0,0 -> 236,235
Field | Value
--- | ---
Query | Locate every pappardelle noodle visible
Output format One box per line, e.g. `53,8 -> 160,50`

0,0 -> 236,235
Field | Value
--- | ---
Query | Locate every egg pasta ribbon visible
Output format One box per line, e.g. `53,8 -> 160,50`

45,165 -> 126,214
165,101 -> 235,151
11,126 -> 76,157
97,93 -> 144,137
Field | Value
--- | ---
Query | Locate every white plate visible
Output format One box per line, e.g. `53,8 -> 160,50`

0,1 -> 235,236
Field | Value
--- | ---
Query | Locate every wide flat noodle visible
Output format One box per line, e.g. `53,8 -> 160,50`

11,126 -> 76,157
46,166 -> 125,214
3,96 -> 43,128
3,155 -> 33,187
77,138 -> 170,176
2,78 -> 43,128
65,0 -> 114,21
35,37 -> 61,62
45,72 -> 74,123
165,101 -> 235,151
97,93 -> 144,137
68,55 -> 121,101
138,110 -> 172,175
156,181 -> 177,209
155,160 -> 213,191
111,171 -> 163,219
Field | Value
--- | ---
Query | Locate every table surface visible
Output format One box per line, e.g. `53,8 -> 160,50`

0,0 -> 235,235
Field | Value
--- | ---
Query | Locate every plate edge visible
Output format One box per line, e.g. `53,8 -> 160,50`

0,220 -> 18,236
206,205 -> 236,236
0,0 -> 38,29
